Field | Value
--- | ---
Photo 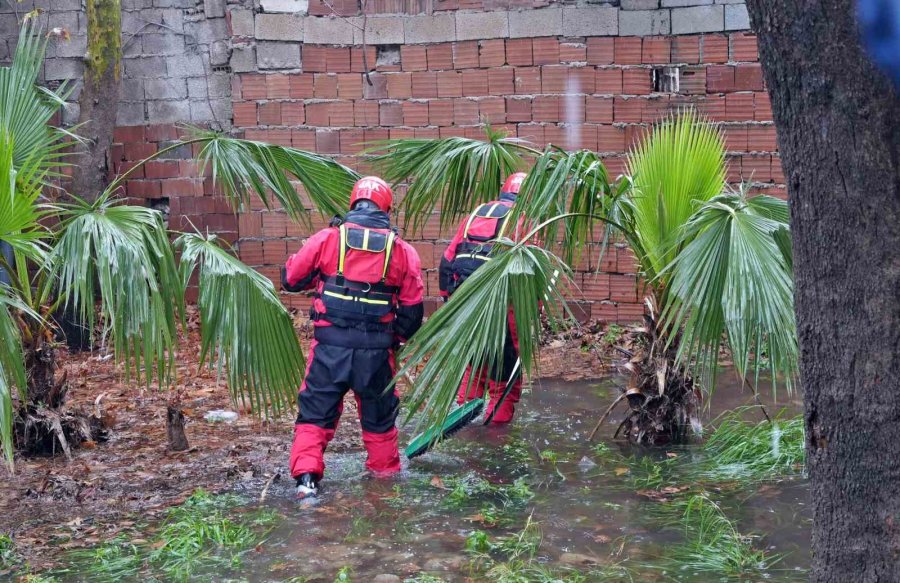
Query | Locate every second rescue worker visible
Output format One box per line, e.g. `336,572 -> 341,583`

282,176 -> 424,500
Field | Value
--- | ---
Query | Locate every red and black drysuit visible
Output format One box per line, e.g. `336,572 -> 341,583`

282,207 -> 424,480
439,192 -> 523,423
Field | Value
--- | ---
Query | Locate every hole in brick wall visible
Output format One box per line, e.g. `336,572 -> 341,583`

148,197 -> 170,224
212,65 -> 232,74
652,66 -> 680,93
376,45 -> 401,68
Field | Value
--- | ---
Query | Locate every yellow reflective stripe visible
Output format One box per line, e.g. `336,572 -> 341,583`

381,231 -> 397,281
338,225 -> 348,275
496,210 -> 512,240
462,206 -> 484,239
322,290 -> 390,305
362,228 -> 370,251
455,253 -> 491,261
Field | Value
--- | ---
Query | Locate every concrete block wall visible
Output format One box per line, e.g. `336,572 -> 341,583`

1,1 -> 780,323
0,0 -> 232,127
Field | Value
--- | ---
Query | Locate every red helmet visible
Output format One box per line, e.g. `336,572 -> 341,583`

501,172 -> 527,196
350,176 -> 393,212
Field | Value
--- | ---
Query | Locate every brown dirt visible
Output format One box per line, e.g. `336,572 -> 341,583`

0,310 -> 625,573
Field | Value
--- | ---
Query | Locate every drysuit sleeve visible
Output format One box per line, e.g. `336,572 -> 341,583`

438,219 -> 468,299
281,229 -> 330,292
394,242 -> 425,342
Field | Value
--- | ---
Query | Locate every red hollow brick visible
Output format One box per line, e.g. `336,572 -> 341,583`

330,101 -> 354,126
462,69 -> 489,96
437,70 -> 463,97
258,102 -> 282,125
401,45 -> 428,71
701,34 -> 728,64
326,47 -> 351,73
314,73 -> 339,99
241,74 -> 267,100
354,101 -> 379,126
427,43 -> 454,70
514,67 -> 542,94
771,155 -> 785,183
706,65 -> 735,93
586,37 -> 614,65
747,124 -> 778,152
362,72 -> 388,99
730,32 -> 759,62
289,73 -> 315,98
726,92 -> 755,121
429,99 -> 454,126
597,125 -> 625,151
506,97 -> 532,122
642,37 -> 671,64
337,73 -> 363,100
741,155 -> 772,182
679,67 -> 707,95
488,67 -> 515,95
124,142 -> 157,160
585,96 -> 613,123
506,38 -> 533,67
114,126 -> 145,144
387,72 -> 413,98
316,130 -> 341,154
403,101 -> 429,126
754,91 -> 773,122
734,64 -> 764,91
623,68 -> 651,95
411,71 -> 438,98
532,38 -> 559,65
569,67 -> 596,95
614,37 -> 642,65
379,102 -> 403,126
671,35 -> 700,64
723,125 -> 749,151
541,64 -> 567,93
351,46 -> 377,73
453,41 -> 480,69
127,180 -> 160,198
305,102 -> 330,127
559,42 -> 586,64
613,97 -> 642,123
453,99 -> 479,125
595,68 -> 623,94
532,95 -> 559,122
479,97 -> 506,124
281,102 -> 305,126
302,46 -> 328,72
479,39 -> 506,68
233,102 -> 257,127
266,74 -> 291,99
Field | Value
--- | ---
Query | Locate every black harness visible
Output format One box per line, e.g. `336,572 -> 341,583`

448,202 -> 513,295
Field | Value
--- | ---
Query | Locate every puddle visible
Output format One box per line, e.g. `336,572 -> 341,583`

53,372 -> 810,582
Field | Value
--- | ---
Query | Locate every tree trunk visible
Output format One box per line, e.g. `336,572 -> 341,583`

70,0 -> 121,201
745,0 -> 900,580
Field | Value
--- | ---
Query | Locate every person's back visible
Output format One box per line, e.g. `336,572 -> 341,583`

438,173 -> 527,423
282,176 -> 424,499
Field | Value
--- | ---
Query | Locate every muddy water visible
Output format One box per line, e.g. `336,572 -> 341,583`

224,373 -> 810,582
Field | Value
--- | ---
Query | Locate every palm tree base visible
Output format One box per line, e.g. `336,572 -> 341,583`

612,314 -> 702,446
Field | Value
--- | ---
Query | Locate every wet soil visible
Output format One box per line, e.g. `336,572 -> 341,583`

0,312 -> 619,573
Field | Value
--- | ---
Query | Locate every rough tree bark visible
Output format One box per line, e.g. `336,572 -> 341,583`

71,0 -> 121,201
745,0 -> 900,580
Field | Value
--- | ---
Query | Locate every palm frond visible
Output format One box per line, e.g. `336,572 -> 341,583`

399,240 -> 572,432
186,130 -> 359,227
660,192 -> 797,396
0,20 -> 73,177
370,126 -> 536,234
627,109 -> 726,283
176,233 -> 303,419
0,130 -> 47,264
515,148 -> 638,266
52,195 -> 184,387
0,289 -> 37,469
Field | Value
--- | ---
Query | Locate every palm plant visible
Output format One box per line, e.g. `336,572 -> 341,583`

375,111 -> 797,444
0,21 -> 358,467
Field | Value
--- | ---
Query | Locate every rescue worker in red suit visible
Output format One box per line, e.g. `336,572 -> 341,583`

282,176 -> 424,499
439,173 -> 527,424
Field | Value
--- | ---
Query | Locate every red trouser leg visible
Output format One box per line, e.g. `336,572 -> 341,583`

485,308 -> 522,424
457,365 -> 488,404
354,347 -> 401,475
288,340 -> 345,480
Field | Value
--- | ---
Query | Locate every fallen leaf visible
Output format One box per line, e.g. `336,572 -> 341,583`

614,467 -> 629,476
430,476 -> 448,489
592,534 -> 612,543
666,452 -> 678,458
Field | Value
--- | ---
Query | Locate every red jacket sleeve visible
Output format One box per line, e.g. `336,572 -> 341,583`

438,219 -> 468,298
394,240 -> 425,342
282,229 -> 332,291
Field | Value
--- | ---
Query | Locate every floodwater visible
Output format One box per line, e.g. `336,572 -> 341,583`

55,372 -> 810,582
235,372 -> 809,582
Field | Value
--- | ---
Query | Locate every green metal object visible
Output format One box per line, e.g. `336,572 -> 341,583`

404,398 -> 485,459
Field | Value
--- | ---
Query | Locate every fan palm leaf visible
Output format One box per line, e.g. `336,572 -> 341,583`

186,130 -> 359,226
399,238 -> 572,431
0,19 -> 73,178
176,233 -> 303,419
51,194 -> 184,387
0,289 -> 39,469
627,110 -> 726,284
0,131 -> 47,265
660,192 -> 797,395
370,126 -> 537,234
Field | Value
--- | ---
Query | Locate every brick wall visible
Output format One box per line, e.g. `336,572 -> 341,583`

2,1 -> 782,323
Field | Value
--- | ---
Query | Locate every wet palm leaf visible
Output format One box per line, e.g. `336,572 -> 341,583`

187,129 -> 359,227
0,290 -> 35,469
52,194 -> 184,388
370,126 -> 536,234
176,233 -> 303,419
398,240 -> 572,432
661,192 -> 796,396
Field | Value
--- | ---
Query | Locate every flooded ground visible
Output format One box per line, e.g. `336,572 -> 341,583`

43,372 -> 808,582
